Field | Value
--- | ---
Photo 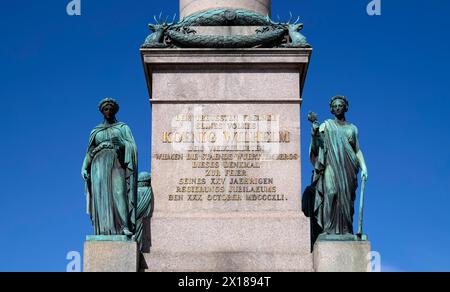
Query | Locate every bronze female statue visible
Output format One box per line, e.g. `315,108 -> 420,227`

136,172 -> 153,251
309,96 -> 368,238
81,98 -> 138,236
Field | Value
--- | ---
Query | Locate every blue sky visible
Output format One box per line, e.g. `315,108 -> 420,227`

0,0 -> 449,272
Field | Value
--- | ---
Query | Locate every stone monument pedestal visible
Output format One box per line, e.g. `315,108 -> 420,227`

313,240 -> 371,272
143,212 -> 313,272
84,237 -> 138,272
140,47 -> 313,272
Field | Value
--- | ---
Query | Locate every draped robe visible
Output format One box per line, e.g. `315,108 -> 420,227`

136,179 -> 153,251
310,120 -> 360,235
83,122 -> 138,235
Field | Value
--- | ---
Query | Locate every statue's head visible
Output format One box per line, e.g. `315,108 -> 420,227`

148,13 -> 177,32
285,13 -> 304,32
329,95 -> 349,115
288,23 -> 303,32
98,98 -> 120,120
138,172 -> 152,187
148,23 -> 168,33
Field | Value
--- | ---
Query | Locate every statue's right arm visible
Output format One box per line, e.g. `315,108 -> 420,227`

82,142 -> 96,181
81,154 -> 91,181
309,122 -> 320,165
310,121 -> 321,151
82,130 -> 98,181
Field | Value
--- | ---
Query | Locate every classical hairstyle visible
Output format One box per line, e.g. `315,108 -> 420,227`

329,95 -> 349,114
98,98 -> 120,114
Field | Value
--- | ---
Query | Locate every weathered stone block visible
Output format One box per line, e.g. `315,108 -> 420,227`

180,0 -> 271,18
313,240 -> 371,272
83,240 -> 138,272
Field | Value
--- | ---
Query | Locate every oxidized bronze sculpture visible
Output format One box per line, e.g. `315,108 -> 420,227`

307,96 -> 368,241
82,98 -> 138,237
136,172 -> 153,251
142,9 -> 310,48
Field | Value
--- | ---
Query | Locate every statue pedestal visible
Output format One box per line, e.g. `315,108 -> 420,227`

142,213 -> 313,272
83,238 -> 138,272
313,240 -> 371,272
141,48 -> 313,272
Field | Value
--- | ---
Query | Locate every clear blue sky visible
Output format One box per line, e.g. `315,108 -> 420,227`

0,0 -> 449,272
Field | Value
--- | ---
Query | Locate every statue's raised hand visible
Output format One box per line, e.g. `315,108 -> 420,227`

307,111 -> 318,123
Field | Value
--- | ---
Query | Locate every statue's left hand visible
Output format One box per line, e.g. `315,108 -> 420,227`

111,137 -> 124,148
361,169 -> 368,181
82,169 -> 90,181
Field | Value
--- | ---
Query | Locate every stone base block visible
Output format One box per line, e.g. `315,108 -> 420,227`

143,212 -> 313,272
84,241 -> 138,272
313,240 -> 371,272
144,251 -> 313,272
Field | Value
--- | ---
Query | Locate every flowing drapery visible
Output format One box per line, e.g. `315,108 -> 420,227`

84,122 -> 138,235
310,120 -> 360,235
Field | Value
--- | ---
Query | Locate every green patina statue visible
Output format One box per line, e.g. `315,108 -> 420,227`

305,96 -> 368,242
136,172 -> 153,252
141,9 -> 310,48
82,98 -> 138,238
